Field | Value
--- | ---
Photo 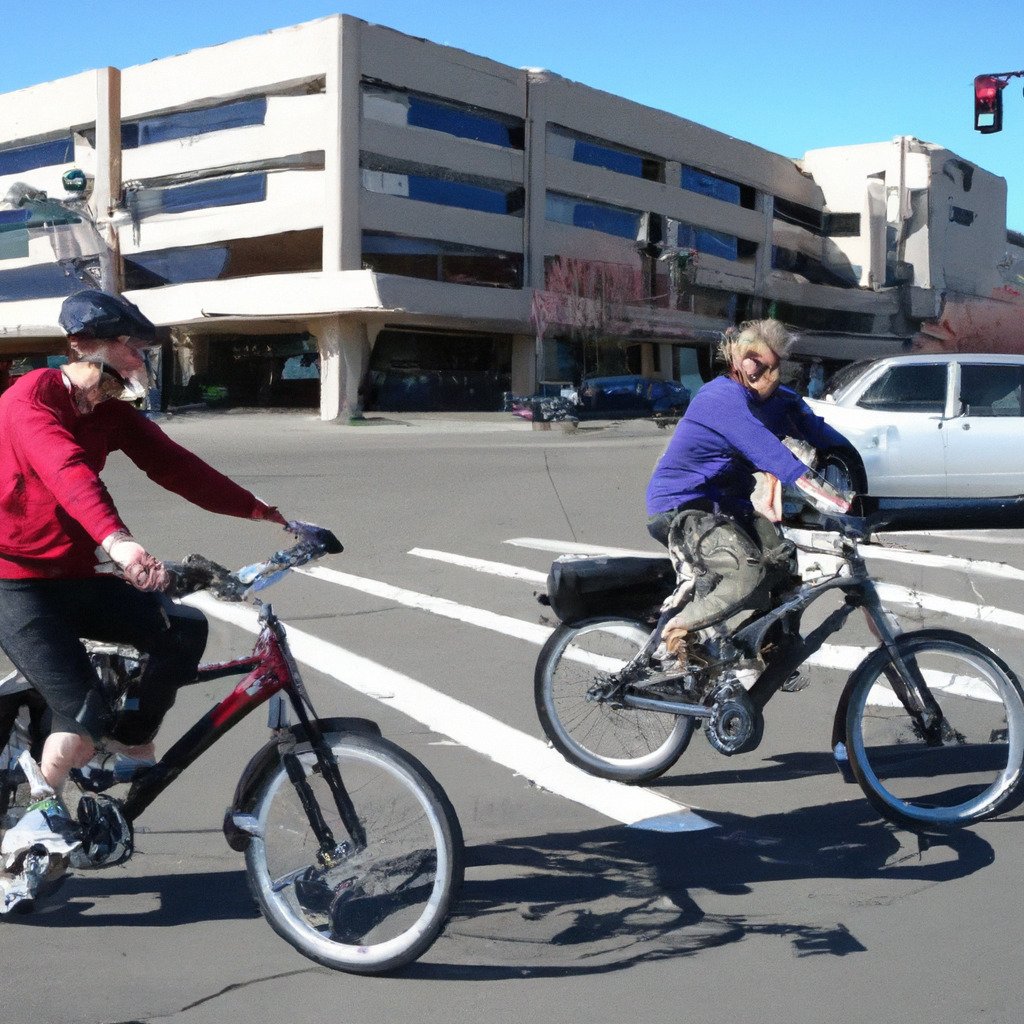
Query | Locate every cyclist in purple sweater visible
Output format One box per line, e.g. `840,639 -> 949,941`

645,320 -> 852,654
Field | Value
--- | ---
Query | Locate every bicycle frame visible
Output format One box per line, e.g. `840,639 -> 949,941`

617,529 -> 940,735
118,601 -> 367,861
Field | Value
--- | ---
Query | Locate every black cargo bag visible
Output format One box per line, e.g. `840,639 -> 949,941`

545,555 -> 676,623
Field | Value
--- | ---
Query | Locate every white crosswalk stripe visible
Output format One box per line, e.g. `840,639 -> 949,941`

191,530 -> 1024,833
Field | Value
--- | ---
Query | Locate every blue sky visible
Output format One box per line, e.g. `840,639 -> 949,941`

5,1 -> 1024,228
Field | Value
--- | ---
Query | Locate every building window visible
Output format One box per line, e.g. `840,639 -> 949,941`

546,192 -> 641,240
824,212 -> 861,236
0,136 -> 74,176
362,83 -> 524,149
124,229 -> 321,288
360,159 -> 524,216
771,245 -> 855,287
120,98 -> 268,149
669,218 -> 752,263
547,126 -> 662,181
362,231 -> 522,288
125,173 -> 267,221
0,262 -> 85,300
773,196 -> 823,232
680,166 -> 736,202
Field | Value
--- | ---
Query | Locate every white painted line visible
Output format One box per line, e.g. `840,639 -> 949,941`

863,546 -> 1024,583
506,537 -> 655,558
409,548 -> 547,584
298,565 -> 552,643
876,582 -> 1024,634
507,534 -> 1024,582
183,592 -> 714,832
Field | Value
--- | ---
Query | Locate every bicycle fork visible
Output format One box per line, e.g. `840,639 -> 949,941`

273,691 -> 368,865
860,582 -> 944,740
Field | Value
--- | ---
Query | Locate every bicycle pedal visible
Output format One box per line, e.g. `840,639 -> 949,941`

780,671 -> 808,693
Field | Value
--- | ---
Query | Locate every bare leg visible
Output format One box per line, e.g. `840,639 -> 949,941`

39,732 -> 95,791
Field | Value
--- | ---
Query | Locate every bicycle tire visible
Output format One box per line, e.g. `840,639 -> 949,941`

535,617 -> 694,783
245,732 -> 463,974
845,629 -> 1024,829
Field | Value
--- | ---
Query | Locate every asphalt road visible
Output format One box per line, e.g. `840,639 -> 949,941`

4,410 -> 1024,1024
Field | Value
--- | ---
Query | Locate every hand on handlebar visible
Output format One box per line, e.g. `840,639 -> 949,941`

102,532 -> 170,592
794,472 -> 853,516
251,503 -> 288,526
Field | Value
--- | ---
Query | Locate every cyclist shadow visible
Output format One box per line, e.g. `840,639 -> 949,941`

7,868 -> 258,929
421,795 -> 994,980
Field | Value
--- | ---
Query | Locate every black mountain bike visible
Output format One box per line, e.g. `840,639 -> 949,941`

535,496 -> 1024,831
1,523 -> 464,974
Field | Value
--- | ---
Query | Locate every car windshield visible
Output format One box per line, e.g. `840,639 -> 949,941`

822,360 -> 874,401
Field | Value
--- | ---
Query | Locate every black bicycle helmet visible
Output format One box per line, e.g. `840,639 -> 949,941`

58,289 -> 157,343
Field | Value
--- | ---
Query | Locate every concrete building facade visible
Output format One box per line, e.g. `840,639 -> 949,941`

1,15 -> 1022,417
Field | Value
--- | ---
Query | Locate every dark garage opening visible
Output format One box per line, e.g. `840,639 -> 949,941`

365,328 -> 512,411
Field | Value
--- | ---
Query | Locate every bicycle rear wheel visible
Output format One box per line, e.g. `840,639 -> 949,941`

245,732 -> 463,974
535,617 -> 694,783
845,629 -> 1024,829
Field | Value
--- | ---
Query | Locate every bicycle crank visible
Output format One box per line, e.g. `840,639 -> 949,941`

704,684 -> 763,756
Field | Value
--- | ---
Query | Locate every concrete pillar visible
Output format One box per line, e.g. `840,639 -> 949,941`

93,67 -> 122,293
316,317 -> 371,422
171,329 -> 195,386
658,342 -> 674,379
640,343 -> 656,377
511,334 -> 536,394
324,16 -> 362,274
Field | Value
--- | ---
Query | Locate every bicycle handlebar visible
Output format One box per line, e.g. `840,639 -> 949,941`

164,521 -> 342,601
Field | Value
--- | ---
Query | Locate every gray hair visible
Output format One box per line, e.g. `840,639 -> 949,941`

718,319 -> 796,366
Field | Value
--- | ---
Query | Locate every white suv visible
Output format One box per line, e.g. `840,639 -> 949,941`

806,353 -> 1024,497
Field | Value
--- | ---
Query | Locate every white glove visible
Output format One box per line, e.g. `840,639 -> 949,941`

101,532 -> 169,592
794,472 -> 853,516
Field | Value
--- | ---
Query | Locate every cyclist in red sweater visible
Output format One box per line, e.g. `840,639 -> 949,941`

0,290 -> 287,904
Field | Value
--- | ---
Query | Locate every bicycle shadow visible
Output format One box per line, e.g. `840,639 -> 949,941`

5,867 -> 258,929
417,794 -> 994,980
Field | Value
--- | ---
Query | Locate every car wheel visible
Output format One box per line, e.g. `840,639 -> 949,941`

822,449 -> 867,494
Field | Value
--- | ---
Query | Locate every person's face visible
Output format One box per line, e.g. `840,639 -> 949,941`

72,337 -> 150,400
70,363 -> 128,413
735,348 -> 781,400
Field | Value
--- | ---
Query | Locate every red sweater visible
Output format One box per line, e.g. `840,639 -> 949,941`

0,368 -> 268,579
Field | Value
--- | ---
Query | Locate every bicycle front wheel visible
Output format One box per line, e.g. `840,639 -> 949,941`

245,732 -> 463,974
535,617 -> 694,783
845,629 -> 1024,829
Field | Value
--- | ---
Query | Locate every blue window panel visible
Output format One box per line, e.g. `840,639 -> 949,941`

675,221 -> 738,261
572,140 -> 645,178
681,166 -> 741,205
122,98 -> 267,149
0,137 -> 74,176
546,194 -> 640,239
156,174 -> 267,214
406,175 -> 517,215
125,246 -> 230,286
0,262 -> 81,300
406,96 -> 519,147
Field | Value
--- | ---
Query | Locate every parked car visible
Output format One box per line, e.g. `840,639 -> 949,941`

576,375 -> 691,419
806,353 -> 1024,497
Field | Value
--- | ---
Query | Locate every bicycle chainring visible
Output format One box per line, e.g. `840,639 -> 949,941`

704,685 -> 762,756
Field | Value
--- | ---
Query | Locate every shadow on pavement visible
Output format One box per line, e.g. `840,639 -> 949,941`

5,868 -> 258,929
418,793 -> 994,980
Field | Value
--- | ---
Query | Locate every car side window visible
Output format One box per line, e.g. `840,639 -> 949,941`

857,365 -> 947,413
958,364 -> 1024,417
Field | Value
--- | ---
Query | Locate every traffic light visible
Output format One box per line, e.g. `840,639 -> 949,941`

974,75 -> 1004,133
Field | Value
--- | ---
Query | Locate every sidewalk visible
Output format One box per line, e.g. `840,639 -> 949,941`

160,407 -> 666,437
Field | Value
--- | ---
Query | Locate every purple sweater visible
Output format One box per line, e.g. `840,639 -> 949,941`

646,375 -> 848,517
